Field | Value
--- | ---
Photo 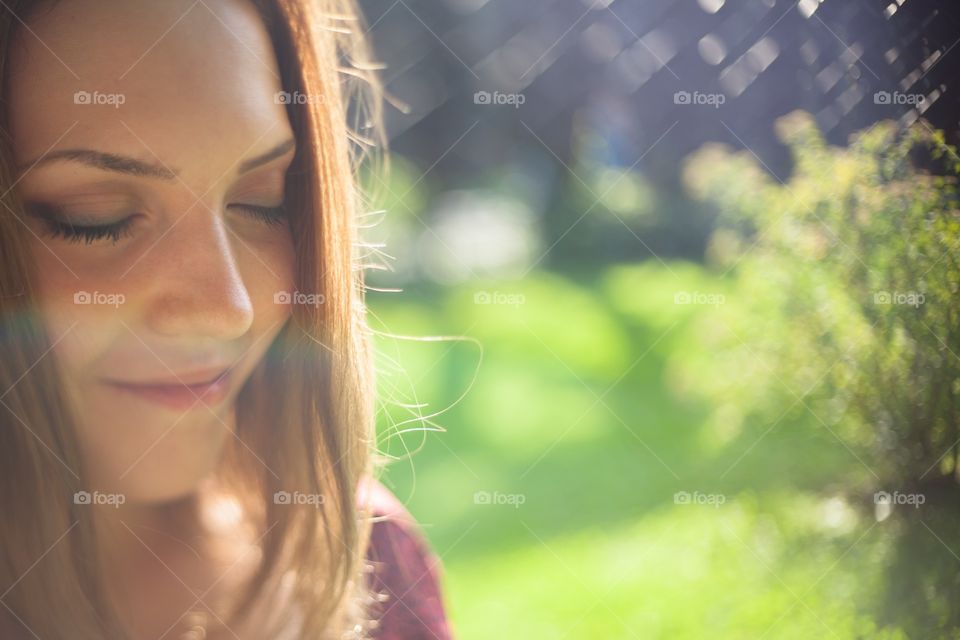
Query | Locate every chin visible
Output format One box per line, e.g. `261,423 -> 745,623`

119,470 -> 215,505
77,409 -> 233,504
85,446 -> 226,506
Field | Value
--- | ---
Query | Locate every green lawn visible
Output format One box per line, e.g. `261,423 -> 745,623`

367,262 -> 939,639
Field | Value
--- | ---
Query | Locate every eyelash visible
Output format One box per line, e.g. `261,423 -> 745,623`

36,204 -> 288,245
234,204 -> 288,227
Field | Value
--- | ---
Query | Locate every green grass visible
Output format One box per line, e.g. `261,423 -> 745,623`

366,263 -> 929,639
443,499 -> 903,640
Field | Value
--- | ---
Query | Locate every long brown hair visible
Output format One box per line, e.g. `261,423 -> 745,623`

0,0 -> 386,637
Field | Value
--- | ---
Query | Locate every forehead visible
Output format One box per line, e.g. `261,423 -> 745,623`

6,0 -> 291,180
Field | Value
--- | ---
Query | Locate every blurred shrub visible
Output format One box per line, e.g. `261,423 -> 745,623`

683,112 -> 960,634
685,111 -> 960,492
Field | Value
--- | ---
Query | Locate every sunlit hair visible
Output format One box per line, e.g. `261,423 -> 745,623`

0,0 -> 386,637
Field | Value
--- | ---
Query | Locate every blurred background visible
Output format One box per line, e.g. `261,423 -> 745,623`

357,0 -> 960,637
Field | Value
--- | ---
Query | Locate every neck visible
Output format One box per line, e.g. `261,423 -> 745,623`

96,493 -> 208,586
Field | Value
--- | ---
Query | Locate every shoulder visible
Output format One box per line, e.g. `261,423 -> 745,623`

358,477 -> 454,640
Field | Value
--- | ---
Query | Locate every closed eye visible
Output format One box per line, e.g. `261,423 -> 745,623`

26,203 -> 137,245
229,203 -> 288,226
42,217 -> 135,244
27,201 -> 289,246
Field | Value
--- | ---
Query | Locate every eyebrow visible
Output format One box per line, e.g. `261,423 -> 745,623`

21,149 -> 178,180
237,138 -> 296,174
19,138 -> 296,180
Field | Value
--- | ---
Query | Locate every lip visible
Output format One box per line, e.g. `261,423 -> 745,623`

104,366 -> 234,411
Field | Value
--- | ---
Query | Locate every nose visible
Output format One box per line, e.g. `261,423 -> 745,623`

142,204 -> 255,340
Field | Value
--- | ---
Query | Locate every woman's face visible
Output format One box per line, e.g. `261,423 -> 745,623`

7,0 -> 295,502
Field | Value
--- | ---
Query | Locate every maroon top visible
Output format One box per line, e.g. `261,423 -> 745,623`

360,479 -> 454,640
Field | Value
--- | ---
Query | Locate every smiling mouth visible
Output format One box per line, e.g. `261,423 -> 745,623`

104,367 -> 234,411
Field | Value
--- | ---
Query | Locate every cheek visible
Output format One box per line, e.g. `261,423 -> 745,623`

30,264 -> 150,496
30,255 -> 146,484
238,229 -> 297,324
30,247 -> 128,386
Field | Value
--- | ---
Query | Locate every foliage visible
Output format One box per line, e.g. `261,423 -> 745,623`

684,111 -> 960,634
685,111 -> 960,488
